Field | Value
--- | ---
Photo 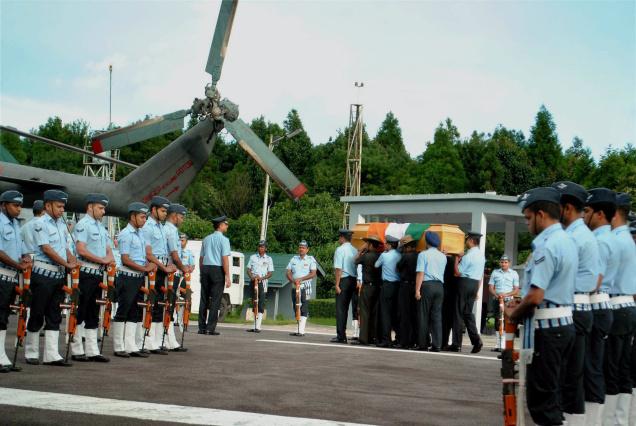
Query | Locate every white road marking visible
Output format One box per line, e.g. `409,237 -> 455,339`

218,323 -> 335,336
257,339 -> 498,362
0,387 -> 369,426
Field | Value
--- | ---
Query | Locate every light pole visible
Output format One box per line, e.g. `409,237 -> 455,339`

259,128 -> 302,240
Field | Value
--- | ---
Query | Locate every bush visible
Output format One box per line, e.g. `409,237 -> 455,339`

309,298 -> 336,318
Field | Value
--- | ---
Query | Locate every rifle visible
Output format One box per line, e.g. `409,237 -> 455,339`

357,283 -> 362,328
295,280 -> 301,335
10,266 -> 32,371
60,267 -> 80,363
176,272 -> 192,348
159,272 -> 176,350
501,311 -> 520,426
498,295 -> 505,351
253,277 -> 259,331
97,264 -> 117,353
138,270 -> 156,351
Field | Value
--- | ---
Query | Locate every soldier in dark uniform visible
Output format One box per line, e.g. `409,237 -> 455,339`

199,215 -> 231,335
353,235 -> 383,346
396,235 -> 418,349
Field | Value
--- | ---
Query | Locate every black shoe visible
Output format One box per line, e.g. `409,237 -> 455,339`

88,354 -> 110,362
10,364 -> 22,372
429,347 -> 441,352
43,359 -> 72,367
129,351 -> 149,358
443,345 -> 461,352
114,351 -> 130,358
350,337 -> 359,341
170,347 -> 188,352
376,342 -> 390,348
159,346 -> 170,352
25,358 -> 40,365
0,365 -> 10,373
71,354 -> 90,362
330,337 -> 347,344
150,349 -> 168,355
197,330 -> 207,335
255,329 -> 261,333
471,341 -> 483,354
491,348 -> 501,352
350,340 -> 365,346
246,329 -> 256,333
207,331 -> 220,336
289,332 -> 304,337
392,343 -> 405,349
139,348 -> 150,354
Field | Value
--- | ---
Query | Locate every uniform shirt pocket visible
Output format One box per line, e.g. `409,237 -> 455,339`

2,226 -> 15,241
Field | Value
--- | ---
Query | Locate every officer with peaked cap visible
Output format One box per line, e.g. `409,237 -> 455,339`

551,181 -> 600,423
415,231 -> 447,351
246,240 -> 274,333
375,235 -> 401,347
332,228 -> 357,344
112,202 -> 155,358
286,240 -> 317,337
199,215 -> 231,335
140,196 -> 176,354
488,254 -> 519,352
21,200 -> 44,254
449,231 -> 485,353
353,235 -> 383,345
599,191 -> 636,425
162,203 -> 188,351
25,189 -> 79,367
69,194 -> 114,363
0,191 -> 31,372
582,187 -> 619,423
506,187 -> 577,425
396,235 -> 418,349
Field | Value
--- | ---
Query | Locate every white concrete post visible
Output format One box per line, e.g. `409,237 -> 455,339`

504,221 -> 518,266
471,211 -> 487,335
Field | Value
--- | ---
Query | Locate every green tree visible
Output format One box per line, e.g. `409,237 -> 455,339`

564,136 -> 596,186
527,105 -> 564,186
0,130 -> 27,163
30,117 -> 90,174
485,126 -> 533,195
415,118 -> 467,193
592,145 -> 636,205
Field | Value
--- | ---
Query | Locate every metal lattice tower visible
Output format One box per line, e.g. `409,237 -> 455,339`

342,101 -> 364,228
83,147 -> 121,238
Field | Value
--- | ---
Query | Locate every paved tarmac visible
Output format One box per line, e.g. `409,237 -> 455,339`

0,324 -> 504,425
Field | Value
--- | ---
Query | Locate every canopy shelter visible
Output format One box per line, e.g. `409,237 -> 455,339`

341,192 -> 526,335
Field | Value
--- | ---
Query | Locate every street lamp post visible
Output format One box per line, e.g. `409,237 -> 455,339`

259,129 -> 302,241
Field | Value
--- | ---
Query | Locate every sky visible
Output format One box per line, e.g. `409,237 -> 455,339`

1,0 -> 635,160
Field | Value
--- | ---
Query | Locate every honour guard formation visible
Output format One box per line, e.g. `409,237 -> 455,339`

1,183 -> 635,426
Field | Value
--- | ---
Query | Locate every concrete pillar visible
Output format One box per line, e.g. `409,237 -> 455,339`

471,211 -> 487,335
348,206 -> 366,229
504,221 -> 518,266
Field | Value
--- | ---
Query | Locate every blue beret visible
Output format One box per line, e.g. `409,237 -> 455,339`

616,192 -> 632,208
167,204 -> 187,215
179,233 -> 188,239
0,190 -> 23,204
32,200 -> 44,211
298,240 -> 308,247
518,187 -> 560,211
385,235 -> 400,244
128,202 -> 149,214
586,188 -> 616,206
43,189 -> 68,203
552,181 -> 588,204
258,239 -> 267,247
500,254 -> 510,261
85,193 -> 109,206
338,228 -> 353,236
212,215 -> 228,225
425,231 -> 440,248
150,196 -> 170,209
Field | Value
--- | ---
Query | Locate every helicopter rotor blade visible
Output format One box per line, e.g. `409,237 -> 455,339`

205,0 -> 238,87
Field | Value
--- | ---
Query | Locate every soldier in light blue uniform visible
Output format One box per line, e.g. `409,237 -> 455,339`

0,191 -> 31,372
246,240 -> 274,333
488,254 -> 519,352
552,181 -> 600,423
199,215 -> 231,335
602,192 -> 636,424
70,194 -> 113,363
450,231 -> 486,353
20,200 -> 44,255
180,233 -> 195,268
414,231 -> 447,352
162,203 -> 188,351
583,188 -> 619,422
112,202 -> 155,358
286,240 -> 317,337
141,196 -> 176,354
332,228 -> 357,344
26,189 -> 79,367
374,235 -> 401,348
507,187 -> 577,426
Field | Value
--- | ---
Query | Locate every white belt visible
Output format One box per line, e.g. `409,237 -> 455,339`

610,296 -> 634,306
534,306 -> 572,320
573,294 -> 591,304
590,293 -> 610,304
0,266 -> 17,279
119,265 -> 144,277
33,261 -> 63,274
80,260 -> 103,271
